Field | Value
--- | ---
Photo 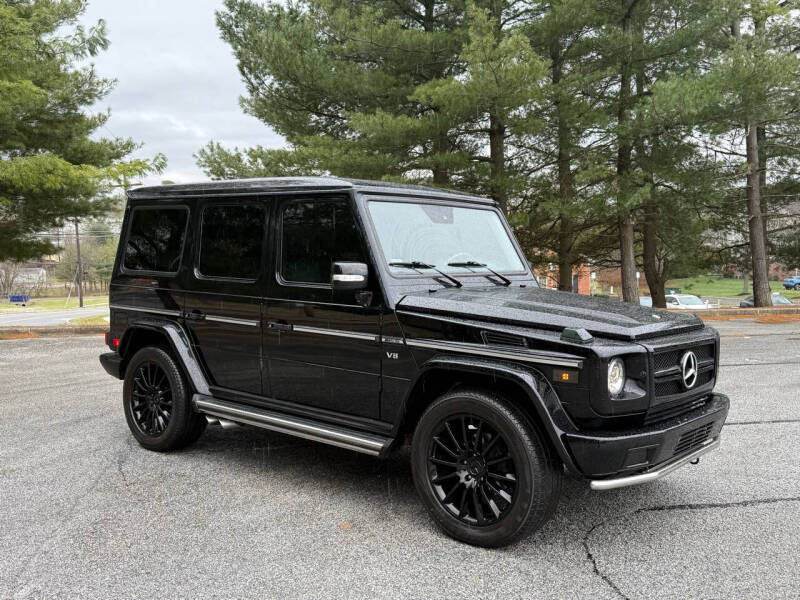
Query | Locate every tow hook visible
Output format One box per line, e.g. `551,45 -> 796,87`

690,458 -> 700,465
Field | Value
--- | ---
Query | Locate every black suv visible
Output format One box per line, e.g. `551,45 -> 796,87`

100,177 -> 729,547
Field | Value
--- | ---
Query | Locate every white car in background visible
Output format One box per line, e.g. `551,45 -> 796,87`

665,294 -> 709,310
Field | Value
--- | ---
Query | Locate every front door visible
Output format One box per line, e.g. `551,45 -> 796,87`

182,200 -> 269,395
263,194 -> 382,420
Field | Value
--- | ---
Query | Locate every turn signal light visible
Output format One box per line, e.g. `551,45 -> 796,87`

553,368 -> 578,384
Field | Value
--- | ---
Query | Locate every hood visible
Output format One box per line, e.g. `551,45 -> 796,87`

396,286 -> 704,342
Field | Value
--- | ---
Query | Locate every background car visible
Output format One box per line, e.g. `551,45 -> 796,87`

739,293 -> 794,308
639,296 -> 653,307
783,275 -> 800,290
665,294 -> 709,310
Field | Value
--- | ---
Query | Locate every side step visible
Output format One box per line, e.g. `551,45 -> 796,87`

192,394 -> 393,457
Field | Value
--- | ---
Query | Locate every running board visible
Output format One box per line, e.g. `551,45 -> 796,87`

192,394 -> 393,457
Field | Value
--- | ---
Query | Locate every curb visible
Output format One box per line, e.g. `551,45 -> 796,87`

0,325 -> 106,339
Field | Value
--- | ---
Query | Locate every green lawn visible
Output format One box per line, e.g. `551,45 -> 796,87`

0,296 -> 108,313
68,314 -> 110,326
666,277 -> 800,300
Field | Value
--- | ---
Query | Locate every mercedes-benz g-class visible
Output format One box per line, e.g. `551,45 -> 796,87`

100,177 -> 729,547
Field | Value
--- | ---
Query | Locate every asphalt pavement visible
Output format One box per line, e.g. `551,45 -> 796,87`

0,307 -> 108,327
0,321 -> 798,599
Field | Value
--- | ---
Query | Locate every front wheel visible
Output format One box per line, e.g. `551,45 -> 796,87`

123,346 -> 206,451
411,389 -> 562,547
794,283 -> 800,291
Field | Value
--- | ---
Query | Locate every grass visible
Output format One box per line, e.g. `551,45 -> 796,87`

0,296 -> 108,313
665,277 -> 800,300
68,314 -> 110,326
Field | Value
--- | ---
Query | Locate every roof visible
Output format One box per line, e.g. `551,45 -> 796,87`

126,176 -> 493,205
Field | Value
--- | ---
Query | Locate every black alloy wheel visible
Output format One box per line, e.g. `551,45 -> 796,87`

130,361 -> 173,436
428,415 -> 517,526
123,346 -> 206,451
411,388 -> 562,547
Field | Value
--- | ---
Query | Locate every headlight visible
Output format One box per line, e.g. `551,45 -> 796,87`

607,358 -> 626,396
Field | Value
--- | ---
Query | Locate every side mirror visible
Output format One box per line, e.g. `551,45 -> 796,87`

331,261 -> 368,291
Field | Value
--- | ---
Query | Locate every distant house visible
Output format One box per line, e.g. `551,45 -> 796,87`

534,263 -> 592,294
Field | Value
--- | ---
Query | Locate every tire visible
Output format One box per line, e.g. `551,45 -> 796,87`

411,388 -> 562,547
123,346 -> 206,451
794,283 -> 800,291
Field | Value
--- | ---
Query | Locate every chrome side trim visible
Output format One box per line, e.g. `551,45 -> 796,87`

292,325 -> 378,342
404,338 -> 583,369
590,437 -> 721,491
193,395 -> 391,456
205,315 -> 260,327
109,304 -> 181,317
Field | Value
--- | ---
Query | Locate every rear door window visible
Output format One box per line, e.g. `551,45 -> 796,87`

123,207 -> 188,274
198,204 -> 267,280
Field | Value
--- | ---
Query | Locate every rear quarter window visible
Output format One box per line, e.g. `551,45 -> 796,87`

123,206 -> 188,274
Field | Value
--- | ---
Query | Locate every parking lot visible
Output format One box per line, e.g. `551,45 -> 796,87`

0,321 -> 798,599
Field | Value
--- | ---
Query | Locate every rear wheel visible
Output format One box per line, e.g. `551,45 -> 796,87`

411,389 -> 561,547
794,283 -> 800,291
123,346 -> 206,451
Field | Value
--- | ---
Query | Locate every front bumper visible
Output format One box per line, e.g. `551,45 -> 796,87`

99,352 -> 123,379
564,393 -> 729,483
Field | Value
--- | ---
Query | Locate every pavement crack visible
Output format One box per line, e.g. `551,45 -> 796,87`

726,419 -> 800,426
720,360 -> 800,367
581,496 -> 800,599
116,436 -> 135,488
582,521 -> 630,600
639,496 -> 800,513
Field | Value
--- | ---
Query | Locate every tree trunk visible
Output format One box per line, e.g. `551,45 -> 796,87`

746,123 -> 771,306
551,43 -> 576,292
642,198 -> 666,307
757,124 -> 767,249
431,130 -> 449,185
74,220 -> 84,309
616,1 -> 639,304
558,217 -> 573,291
489,115 -> 507,213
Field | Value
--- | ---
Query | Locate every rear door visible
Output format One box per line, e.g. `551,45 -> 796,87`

182,199 -> 269,395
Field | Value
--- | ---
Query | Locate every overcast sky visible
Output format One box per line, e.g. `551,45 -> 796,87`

80,0 -> 285,185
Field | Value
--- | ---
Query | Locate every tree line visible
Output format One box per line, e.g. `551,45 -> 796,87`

196,0 -> 800,307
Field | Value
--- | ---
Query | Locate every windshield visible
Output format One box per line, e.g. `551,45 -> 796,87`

677,295 -> 705,306
367,200 -> 525,274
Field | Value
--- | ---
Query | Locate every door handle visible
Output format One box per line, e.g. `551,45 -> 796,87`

267,320 -> 293,332
185,310 -> 206,321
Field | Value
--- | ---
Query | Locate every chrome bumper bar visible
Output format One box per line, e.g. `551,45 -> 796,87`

590,437 -> 721,491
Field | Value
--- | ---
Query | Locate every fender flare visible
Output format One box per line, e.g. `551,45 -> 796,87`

401,354 -> 581,474
119,318 -> 211,396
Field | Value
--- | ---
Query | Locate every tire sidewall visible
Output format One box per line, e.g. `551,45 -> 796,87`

123,346 -> 190,451
411,392 -> 540,547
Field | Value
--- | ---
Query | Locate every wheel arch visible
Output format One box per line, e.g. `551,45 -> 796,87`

119,318 -> 210,395
397,355 -> 580,474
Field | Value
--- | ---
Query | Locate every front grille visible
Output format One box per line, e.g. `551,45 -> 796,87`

673,423 -> 714,456
653,343 -> 715,373
654,370 -> 714,397
644,336 -> 718,425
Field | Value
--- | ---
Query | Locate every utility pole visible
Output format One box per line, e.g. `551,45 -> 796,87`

74,219 -> 84,308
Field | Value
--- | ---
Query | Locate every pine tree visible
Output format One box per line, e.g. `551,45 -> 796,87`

0,1 -> 164,261
646,0 -> 800,306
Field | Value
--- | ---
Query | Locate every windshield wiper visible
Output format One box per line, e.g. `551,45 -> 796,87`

388,261 -> 463,288
447,261 -> 512,286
